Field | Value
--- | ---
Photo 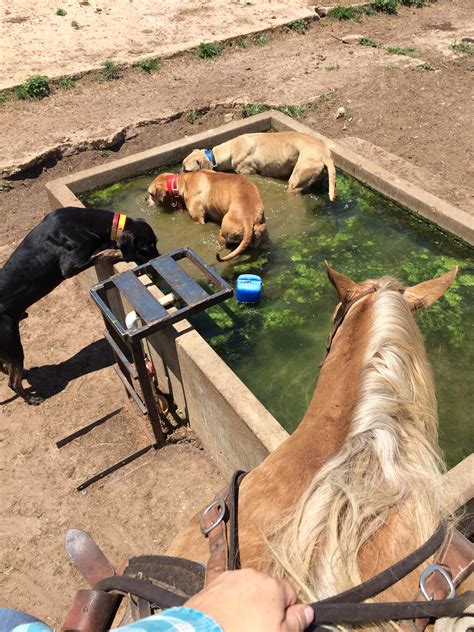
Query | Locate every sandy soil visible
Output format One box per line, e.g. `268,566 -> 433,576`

0,1 -> 473,628
0,0 -> 312,90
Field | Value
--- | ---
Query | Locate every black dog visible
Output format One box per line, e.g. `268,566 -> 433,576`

0,207 -> 159,405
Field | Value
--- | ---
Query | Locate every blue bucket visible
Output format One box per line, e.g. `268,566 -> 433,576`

236,274 -> 262,304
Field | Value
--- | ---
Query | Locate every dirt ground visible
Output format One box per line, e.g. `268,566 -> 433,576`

0,0 -> 312,90
0,1 -> 473,628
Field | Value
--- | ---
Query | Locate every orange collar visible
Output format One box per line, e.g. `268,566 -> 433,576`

110,213 -> 127,242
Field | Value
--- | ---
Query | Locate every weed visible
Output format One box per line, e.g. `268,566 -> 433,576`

241,103 -> 269,118
282,74 -> 294,81
97,149 -> 113,158
277,104 -> 307,118
0,179 -> 13,192
55,7 -> 67,16
371,0 -> 398,13
413,62 -> 435,71
360,37 -> 381,48
400,0 -> 432,6
287,19 -> 309,34
234,36 -> 248,49
186,109 -> 204,124
450,41 -> 473,55
15,75 -> 50,100
0,93 -> 8,106
387,46 -> 418,57
71,20 -> 81,29
100,59 -> 120,80
57,76 -> 75,90
328,6 -> 362,20
320,92 -> 336,101
325,64 -> 340,71
196,42 -> 223,59
137,58 -> 161,73
253,33 -> 271,46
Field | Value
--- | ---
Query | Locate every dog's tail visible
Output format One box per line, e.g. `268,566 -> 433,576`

324,153 -> 337,202
216,223 -> 253,262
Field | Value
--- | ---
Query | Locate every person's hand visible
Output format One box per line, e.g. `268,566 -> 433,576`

185,568 -> 314,631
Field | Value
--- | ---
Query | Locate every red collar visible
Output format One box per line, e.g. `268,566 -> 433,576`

166,174 -> 184,211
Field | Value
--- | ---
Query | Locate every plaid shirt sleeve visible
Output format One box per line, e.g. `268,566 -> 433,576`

113,607 -> 223,632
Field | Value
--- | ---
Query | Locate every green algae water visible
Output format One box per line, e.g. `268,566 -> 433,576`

82,171 -> 473,466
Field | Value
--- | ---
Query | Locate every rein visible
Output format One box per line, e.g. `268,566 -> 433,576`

320,286 -> 376,367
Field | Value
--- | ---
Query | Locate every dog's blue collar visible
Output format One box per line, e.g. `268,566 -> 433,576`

204,149 -> 217,169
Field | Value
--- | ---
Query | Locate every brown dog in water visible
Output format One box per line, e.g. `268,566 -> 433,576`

147,170 -> 267,261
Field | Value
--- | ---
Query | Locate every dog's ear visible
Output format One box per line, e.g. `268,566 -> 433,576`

117,230 -> 135,261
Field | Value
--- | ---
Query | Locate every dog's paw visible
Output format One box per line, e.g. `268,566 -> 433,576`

26,394 -> 44,406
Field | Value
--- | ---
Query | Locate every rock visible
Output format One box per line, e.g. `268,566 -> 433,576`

461,36 -> 474,43
224,113 -> 234,123
341,34 -> 363,44
315,6 -> 330,16
335,106 -> 346,119
6,16 -> 29,23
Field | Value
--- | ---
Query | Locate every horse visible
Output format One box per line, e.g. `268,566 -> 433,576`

168,262 -> 472,619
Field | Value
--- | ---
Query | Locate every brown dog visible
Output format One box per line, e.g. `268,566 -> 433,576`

182,131 -> 337,200
147,170 -> 267,261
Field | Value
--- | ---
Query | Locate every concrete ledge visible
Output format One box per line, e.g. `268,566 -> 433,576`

47,110 -> 473,478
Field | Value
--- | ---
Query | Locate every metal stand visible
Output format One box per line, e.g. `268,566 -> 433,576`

57,247 -> 232,490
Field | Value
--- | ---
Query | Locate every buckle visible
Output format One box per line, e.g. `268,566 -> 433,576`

200,499 -> 226,536
419,564 -> 456,601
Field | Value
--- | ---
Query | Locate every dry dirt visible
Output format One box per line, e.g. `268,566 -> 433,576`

0,1 -> 473,628
0,0 -> 312,90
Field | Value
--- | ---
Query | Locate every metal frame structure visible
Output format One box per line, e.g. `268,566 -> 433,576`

56,247 -> 232,490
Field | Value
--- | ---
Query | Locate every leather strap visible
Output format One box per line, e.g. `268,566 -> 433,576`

61,589 -> 121,631
110,213 -> 127,243
320,286 -> 376,367
95,576 -> 187,609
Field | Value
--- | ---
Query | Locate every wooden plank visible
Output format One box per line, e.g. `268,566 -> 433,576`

114,270 -> 167,324
152,256 -> 209,306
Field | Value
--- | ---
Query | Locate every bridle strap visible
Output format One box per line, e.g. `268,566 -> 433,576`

319,521 -> 447,605
320,286 -> 376,367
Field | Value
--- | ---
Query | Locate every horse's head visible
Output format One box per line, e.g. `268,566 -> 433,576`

325,260 -> 458,314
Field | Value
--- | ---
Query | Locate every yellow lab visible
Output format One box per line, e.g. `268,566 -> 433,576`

182,131 -> 337,200
147,170 -> 267,261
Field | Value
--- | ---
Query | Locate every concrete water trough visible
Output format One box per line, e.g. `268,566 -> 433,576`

46,111 -> 473,497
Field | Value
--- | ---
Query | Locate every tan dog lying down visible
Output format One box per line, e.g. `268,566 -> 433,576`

147,170 -> 266,261
182,131 -> 337,200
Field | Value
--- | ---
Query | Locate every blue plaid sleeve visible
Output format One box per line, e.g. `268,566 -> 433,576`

113,607 -> 223,632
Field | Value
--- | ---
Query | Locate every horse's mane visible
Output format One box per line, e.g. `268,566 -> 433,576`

267,277 -> 449,603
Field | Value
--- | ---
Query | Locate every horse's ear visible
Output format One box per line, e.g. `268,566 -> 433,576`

324,260 -> 364,303
404,267 -> 458,311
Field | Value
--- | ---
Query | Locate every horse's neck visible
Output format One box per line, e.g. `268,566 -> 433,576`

238,299 -> 373,566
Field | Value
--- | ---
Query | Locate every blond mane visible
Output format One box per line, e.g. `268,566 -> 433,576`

267,277 -> 448,604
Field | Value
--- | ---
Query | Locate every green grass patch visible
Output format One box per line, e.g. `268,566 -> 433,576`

253,33 -> 271,46
55,7 -> 67,16
328,5 -> 362,20
71,20 -> 81,29
100,59 -> 121,80
0,179 -> 13,192
277,103 -> 316,118
0,93 -> 9,106
15,75 -> 50,100
287,19 -> 310,34
371,0 -> 398,13
320,92 -> 336,101
400,0 -> 433,6
196,42 -> 223,59
387,46 -> 418,57
137,57 -> 161,73
360,37 -> 381,48
186,109 -> 205,124
241,103 -> 270,118
413,62 -> 435,71
234,36 -> 249,49
57,76 -> 75,90
450,41 -> 473,55
325,64 -> 340,71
